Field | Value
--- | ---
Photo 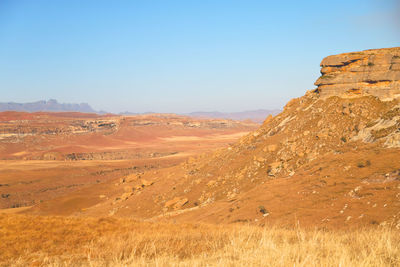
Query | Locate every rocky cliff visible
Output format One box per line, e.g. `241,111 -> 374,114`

315,47 -> 400,100
75,48 -> 400,229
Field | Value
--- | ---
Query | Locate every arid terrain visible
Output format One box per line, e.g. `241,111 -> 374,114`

0,112 -> 256,211
1,47 -> 400,266
1,214 -> 399,266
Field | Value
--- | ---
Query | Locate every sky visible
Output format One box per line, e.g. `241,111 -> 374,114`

0,0 -> 399,113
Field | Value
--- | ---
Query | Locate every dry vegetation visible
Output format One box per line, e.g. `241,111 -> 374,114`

1,214 -> 399,266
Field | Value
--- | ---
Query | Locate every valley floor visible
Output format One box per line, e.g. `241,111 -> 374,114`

0,214 -> 399,266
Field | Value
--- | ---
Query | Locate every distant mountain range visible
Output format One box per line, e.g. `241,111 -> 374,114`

186,109 -> 281,123
0,100 -> 281,123
0,99 -> 97,113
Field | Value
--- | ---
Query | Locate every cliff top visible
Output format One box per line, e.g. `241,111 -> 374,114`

315,47 -> 400,100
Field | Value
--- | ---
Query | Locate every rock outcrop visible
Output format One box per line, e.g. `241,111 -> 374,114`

23,47 -> 400,230
315,47 -> 400,100
88,47 -> 400,229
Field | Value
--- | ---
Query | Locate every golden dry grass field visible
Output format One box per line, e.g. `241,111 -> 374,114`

0,214 -> 399,266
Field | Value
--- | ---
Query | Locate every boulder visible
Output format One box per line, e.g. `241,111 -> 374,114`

141,179 -> 154,187
266,144 -> 277,152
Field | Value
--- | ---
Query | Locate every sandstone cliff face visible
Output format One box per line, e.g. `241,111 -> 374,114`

315,47 -> 400,100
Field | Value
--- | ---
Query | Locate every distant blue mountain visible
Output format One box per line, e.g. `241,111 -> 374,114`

0,99 -> 97,113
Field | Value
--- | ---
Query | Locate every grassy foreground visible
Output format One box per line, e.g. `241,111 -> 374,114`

0,214 -> 399,266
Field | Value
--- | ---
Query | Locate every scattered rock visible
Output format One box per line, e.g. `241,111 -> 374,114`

207,180 -> 216,187
141,179 -> 154,187
164,197 -> 188,210
120,192 -> 133,201
266,144 -> 278,152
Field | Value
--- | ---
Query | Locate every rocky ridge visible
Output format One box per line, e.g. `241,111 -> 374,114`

315,47 -> 400,100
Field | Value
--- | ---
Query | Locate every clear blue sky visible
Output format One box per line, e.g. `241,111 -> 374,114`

0,0 -> 399,113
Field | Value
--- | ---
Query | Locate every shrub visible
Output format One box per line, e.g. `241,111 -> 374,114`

357,160 -> 370,168
258,205 -> 268,214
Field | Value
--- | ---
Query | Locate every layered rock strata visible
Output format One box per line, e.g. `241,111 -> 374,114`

315,47 -> 400,100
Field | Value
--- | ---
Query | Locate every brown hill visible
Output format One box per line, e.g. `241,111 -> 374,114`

25,47 -> 400,230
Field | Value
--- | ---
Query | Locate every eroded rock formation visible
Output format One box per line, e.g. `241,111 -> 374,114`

315,47 -> 400,100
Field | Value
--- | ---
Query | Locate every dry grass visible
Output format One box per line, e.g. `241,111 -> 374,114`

0,214 -> 399,266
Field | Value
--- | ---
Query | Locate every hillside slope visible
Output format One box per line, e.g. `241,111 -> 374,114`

0,112 -> 256,210
28,48 -> 400,229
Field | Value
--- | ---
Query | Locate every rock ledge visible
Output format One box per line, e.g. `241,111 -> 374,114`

315,47 -> 400,100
